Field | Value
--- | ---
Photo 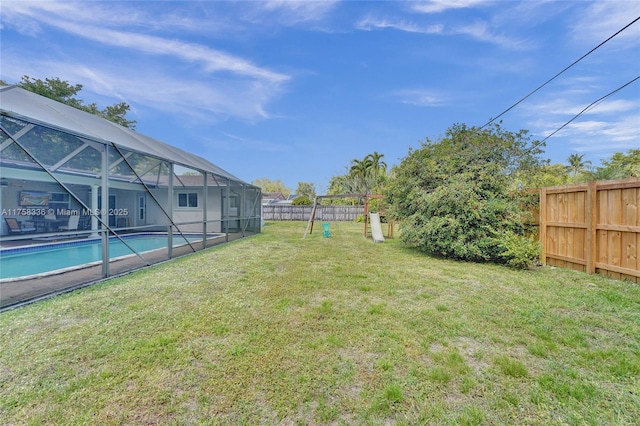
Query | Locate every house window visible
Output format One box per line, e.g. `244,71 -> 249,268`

177,192 -> 198,208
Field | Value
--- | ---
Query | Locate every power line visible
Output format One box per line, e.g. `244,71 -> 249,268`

538,75 -> 640,145
481,15 -> 640,129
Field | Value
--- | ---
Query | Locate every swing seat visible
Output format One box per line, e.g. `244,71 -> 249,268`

322,223 -> 331,238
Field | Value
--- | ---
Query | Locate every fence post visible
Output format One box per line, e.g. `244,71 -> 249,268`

539,187 -> 547,265
586,181 -> 597,275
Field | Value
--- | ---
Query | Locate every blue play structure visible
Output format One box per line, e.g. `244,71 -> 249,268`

322,223 -> 331,238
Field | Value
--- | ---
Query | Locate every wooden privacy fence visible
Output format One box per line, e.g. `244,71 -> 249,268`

539,177 -> 639,282
263,205 -> 364,221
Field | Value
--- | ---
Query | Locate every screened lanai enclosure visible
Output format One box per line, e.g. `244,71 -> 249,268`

0,86 -> 261,309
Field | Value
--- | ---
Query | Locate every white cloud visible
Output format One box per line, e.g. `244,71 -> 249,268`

356,8 -> 526,50
356,16 -> 443,34
259,0 -> 339,23
110,70 -> 279,121
526,96 -> 639,118
1,0 -> 236,35
582,99 -> 639,115
564,116 -> 639,144
410,0 -> 492,14
200,132 -> 290,153
528,96 -> 640,155
3,54 -> 272,121
2,1 -> 137,30
391,89 -> 446,106
571,1 -> 640,48
1,1 -> 290,82
1,0 -> 290,122
451,21 -> 528,50
230,0 -> 340,31
30,17 -> 289,84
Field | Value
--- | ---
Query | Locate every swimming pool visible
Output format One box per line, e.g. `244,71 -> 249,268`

0,234 -> 208,280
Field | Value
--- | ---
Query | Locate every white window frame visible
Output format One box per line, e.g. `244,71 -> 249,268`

176,191 -> 200,209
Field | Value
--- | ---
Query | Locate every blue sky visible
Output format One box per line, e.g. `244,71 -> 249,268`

1,0 -> 639,192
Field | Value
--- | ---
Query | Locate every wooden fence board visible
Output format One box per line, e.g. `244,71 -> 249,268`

621,232 -> 636,272
549,193 -> 558,222
537,177 -> 640,283
597,229 -> 608,265
558,192 -> 568,222
622,188 -> 638,226
598,189 -> 608,225
576,191 -> 586,223
608,230 -> 622,270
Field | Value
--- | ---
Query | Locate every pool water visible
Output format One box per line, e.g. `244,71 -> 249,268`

0,234 -> 205,280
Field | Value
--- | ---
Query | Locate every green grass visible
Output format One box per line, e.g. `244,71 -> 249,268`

1,221 -> 639,425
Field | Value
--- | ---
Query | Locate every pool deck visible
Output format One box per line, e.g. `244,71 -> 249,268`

0,232 -> 248,311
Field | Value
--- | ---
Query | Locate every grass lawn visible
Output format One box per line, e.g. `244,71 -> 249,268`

1,221 -> 639,425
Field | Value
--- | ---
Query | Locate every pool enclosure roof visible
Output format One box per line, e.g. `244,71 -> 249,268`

0,85 -> 244,182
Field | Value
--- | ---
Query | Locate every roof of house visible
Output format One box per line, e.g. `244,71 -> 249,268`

262,192 -> 286,200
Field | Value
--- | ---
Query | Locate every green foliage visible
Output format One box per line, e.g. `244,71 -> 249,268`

565,153 -> 593,183
252,178 -> 290,197
18,75 -> 84,105
525,149 -> 640,187
291,195 -> 312,205
515,163 -> 568,189
514,150 -> 638,189
593,149 -> 640,180
385,123 -> 543,268
495,231 -> 541,269
101,102 -> 137,129
17,76 -> 136,129
295,182 -> 316,200
328,151 -> 388,201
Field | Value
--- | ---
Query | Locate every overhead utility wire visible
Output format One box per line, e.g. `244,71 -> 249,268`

537,75 -> 640,145
481,15 -> 640,129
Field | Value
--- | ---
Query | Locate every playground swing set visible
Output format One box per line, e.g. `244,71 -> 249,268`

303,194 -> 394,243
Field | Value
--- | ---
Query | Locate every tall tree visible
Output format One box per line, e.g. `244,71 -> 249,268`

329,152 -> 388,197
365,151 -> 387,190
16,76 -> 137,129
295,182 -> 316,200
366,151 -> 387,174
348,158 -> 373,194
515,163 -> 569,188
565,153 -> 591,180
594,149 -> 640,180
252,178 -> 290,197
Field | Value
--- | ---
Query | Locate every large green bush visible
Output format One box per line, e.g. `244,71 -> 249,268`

385,123 -> 543,268
292,195 -> 312,205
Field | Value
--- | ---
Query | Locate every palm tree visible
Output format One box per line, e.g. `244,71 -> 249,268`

566,154 -> 591,179
349,158 -> 372,195
340,152 -> 389,197
364,151 -> 387,192
366,151 -> 387,174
